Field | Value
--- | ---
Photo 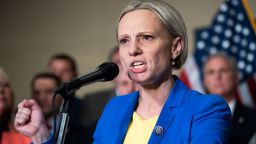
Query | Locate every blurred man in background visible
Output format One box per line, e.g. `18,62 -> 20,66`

47,53 -> 81,123
48,54 -> 78,82
0,67 -> 30,143
203,53 -> 256,144
31,72 -> 61,131
47,53 -> 87,143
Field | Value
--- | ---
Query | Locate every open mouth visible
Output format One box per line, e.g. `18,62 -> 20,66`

130,61 -> 147,73
132,61 -> 145,69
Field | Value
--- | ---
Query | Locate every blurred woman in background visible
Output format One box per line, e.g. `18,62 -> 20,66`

0,67 -> 30,144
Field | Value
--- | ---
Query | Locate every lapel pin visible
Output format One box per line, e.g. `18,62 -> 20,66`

154,126 -> 164,136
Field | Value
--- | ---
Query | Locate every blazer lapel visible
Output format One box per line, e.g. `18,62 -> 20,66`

148,107 -> 175,144
116,92 -> 139,143
148,77 -> 189,144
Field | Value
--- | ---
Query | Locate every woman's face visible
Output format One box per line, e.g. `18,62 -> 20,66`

0,74 -> 13,117
117,9 -> 174,87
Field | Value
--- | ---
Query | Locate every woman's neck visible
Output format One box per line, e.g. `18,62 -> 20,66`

136,77 -> 174,119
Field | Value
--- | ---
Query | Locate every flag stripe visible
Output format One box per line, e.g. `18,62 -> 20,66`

183,57 -> 205,93
180,70 -> 192,89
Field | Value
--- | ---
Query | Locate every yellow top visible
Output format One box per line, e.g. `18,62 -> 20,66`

123,112 -> 159,144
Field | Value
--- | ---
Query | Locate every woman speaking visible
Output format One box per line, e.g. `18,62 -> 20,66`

14,0 -> 231,143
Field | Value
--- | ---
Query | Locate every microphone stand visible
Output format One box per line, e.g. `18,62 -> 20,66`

56,92 -> 75,144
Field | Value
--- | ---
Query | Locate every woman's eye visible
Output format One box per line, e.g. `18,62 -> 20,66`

119,38 -> 129,45
142,35 -> 154,41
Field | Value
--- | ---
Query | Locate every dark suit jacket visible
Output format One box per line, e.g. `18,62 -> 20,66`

64,97 -> 89,144
80,89 -> 116,143
230,102 -> 256,144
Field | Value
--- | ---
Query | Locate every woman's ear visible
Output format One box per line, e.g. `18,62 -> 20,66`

171,36 -> 184,59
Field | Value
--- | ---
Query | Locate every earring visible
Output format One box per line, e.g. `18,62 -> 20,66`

171,60 -> 175,66
172,61 -> 175,66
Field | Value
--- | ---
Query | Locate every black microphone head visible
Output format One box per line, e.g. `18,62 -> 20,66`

98,62 -> 119,81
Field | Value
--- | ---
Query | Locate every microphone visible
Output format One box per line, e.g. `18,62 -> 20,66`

55,62 -> 119,97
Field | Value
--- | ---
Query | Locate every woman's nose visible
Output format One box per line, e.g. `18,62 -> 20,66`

128,40 -> 142,56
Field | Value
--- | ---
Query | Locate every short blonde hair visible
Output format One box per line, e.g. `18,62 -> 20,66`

0,66 -> 14,114
116,0 -> 188,69
0,66 -> 9,82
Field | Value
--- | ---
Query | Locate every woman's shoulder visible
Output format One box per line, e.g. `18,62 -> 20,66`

185,89 -> 231,114
187,89 -> 226,104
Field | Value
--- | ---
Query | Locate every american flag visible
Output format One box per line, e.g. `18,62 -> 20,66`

180,0 -> 256,108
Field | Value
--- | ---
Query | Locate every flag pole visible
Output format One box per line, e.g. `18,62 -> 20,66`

242,0 -> 256,33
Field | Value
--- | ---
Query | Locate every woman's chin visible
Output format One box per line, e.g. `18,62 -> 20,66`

129,73 -> 147,83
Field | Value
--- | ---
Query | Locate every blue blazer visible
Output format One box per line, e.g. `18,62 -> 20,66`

93,78 -> 231,144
